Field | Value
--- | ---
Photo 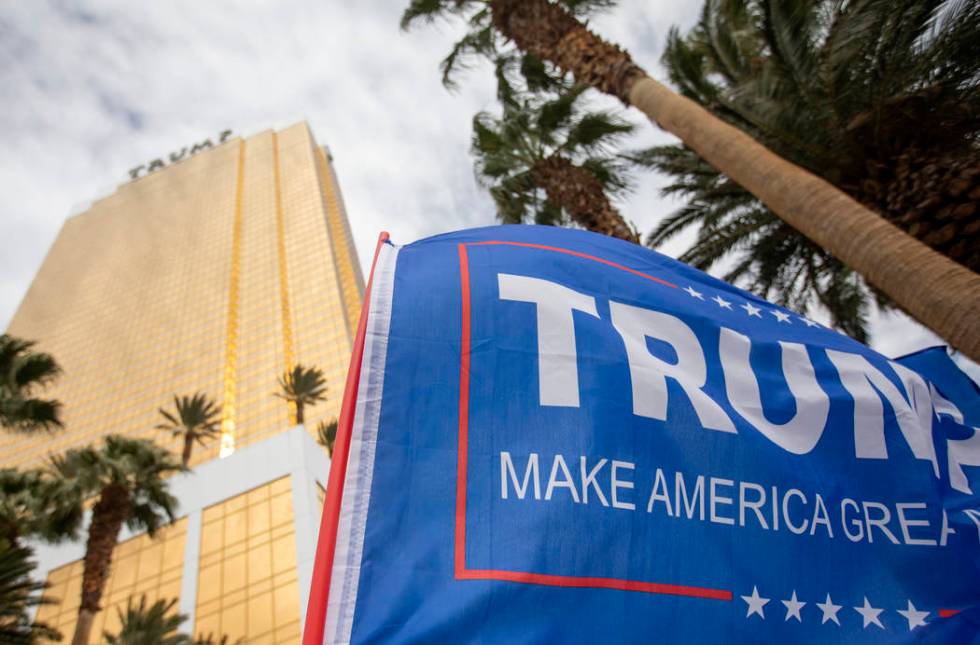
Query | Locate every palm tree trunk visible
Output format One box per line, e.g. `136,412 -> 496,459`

296,401 -> 304,426
73,610 -> 96,645
532,155 -> 637,242
1,523 -> 21,550
489,0 -> 980,360
72,484 -> 129,645
181,435 -> 193,468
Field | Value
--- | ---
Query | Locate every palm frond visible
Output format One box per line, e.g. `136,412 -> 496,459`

653,0 -> 979,340
0,541 -> 61,643
0,334 -> 64,433
104,595 -> 191,645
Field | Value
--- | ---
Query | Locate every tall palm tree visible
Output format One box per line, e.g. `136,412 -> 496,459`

276,365 -> 327,426
48,436 -> 182,645
0,468 -> 82,548
641,0 -> 980,341
402,0 -> 980,359
473,61 -> 646,241
0,540 -> 61,643
0,334 -> 63,433
316,419 -> 338,457
155,393 -> 221,468
103,596 -> 189,645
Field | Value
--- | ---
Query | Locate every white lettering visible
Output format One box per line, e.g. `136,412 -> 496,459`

646,468 -> 673,515
710,478 -> 735,525
940,510 -> 956,546
611,460 -> 635,510
783,489 -> 809,535
675,473 -> 705,520
863,501 -> 900,544
610,302 -> 734,433
842,499 -> 864,542
719,328 -> 829,454
498,274 -> 599,407
579,457 -> 609,506
827,351 -> 938,475
896,502 -> 936,546
739,482 -> 768,529
545,455 -> 580,502
501,452 -> 540,500
811,495 -> 833,538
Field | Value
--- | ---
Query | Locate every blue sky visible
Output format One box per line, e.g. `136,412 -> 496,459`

0,0 -> 973,373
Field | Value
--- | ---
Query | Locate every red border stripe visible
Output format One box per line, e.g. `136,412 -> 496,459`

455,244 -> 472,577
470,240 -> 677,288
458,569 -> 732,601
454,240 -> 730,602
303,231 -> 389,645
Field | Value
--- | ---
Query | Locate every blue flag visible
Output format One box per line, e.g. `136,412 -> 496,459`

305,225 -> 980,644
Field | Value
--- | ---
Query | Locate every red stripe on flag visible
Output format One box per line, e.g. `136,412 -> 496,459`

470,240 -> 677,288
455,243 -> 472,577
454,241 -> 730,604
303,231 -> 389,645
458,569 -> 732,601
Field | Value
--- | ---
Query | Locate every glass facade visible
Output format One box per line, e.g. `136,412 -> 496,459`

12,122 -> 361,643
2,122 -> 363,469
195,477 -> 300,643
35,519 -> 188,641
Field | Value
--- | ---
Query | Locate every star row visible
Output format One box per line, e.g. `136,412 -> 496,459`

741,586 -> 936,631
683,285 -> 821,328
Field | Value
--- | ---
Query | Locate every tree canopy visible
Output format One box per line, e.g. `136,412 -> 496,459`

646,0 -> 980,340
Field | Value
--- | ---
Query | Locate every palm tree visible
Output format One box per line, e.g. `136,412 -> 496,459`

0,540 -> 61,643
193,634 -> 234,645
102,595 -> 237,645
316,419 -> 338,457
48,436 -> 182,645
641,0 -> 980,341
473,62 -> 645,241
0,468 -> 82,548
155,393 -> 221,468
276,364 -> 327,426
0,334 -> 63,433
402,0 -> 980,359
643,142 -> 879,339
103,596 -> 189,645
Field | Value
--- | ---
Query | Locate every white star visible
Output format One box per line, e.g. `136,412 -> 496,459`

684,286 -> 704,300
816,594 -> 842,625
742,585 -> 769,619
712,295 -> 733,309
771,310 -> 792,323
782,591 -> 806,622
741,302 -> 762,317
799,316 -> 819,327
854,597 -> 884,629
897,600 -> 929,630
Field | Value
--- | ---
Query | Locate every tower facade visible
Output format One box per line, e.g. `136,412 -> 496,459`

6,123 -> 362,643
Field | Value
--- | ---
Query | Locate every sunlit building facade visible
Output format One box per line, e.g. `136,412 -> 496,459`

7,122 -> 363,643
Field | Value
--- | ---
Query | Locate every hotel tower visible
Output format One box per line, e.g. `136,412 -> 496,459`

3,122 -> 363,643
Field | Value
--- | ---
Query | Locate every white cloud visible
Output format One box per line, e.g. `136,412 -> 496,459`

0,0 -> 973,374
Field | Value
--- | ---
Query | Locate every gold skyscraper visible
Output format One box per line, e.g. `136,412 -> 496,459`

5,122 -> 362,643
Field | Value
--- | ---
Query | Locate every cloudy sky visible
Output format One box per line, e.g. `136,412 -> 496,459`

0,0 -> 973,373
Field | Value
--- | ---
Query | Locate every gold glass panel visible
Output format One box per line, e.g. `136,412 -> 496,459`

3,123 -> 359,469
36,518 -> 187,644
15,123 -> 358,644
195,476 -> 300,643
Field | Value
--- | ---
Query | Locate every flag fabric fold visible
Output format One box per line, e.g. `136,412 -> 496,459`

305,225 -> 980,644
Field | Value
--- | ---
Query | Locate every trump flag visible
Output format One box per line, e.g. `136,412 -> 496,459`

304,225 -> 980,644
